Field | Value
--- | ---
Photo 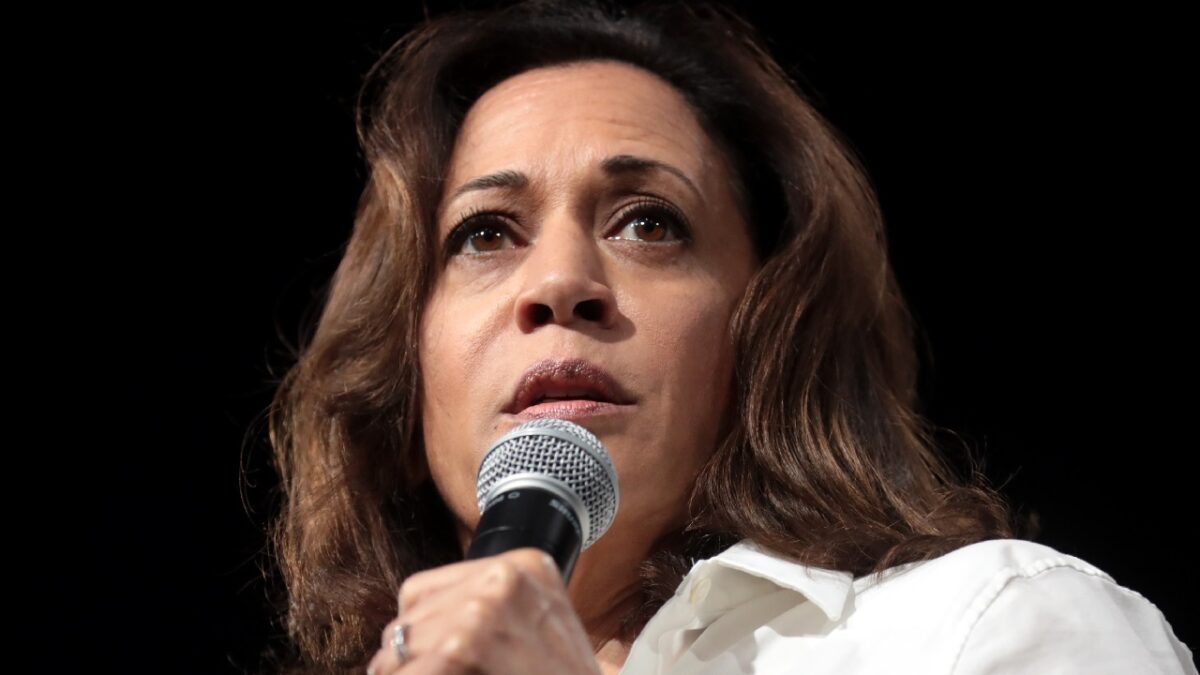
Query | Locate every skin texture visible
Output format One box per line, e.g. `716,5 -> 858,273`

371,60 -> 757,674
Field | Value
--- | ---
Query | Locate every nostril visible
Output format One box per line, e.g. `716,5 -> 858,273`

528,304 -> 553,326
574,298 -> 605,323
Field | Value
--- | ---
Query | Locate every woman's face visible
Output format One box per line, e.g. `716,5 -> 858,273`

420,60 -> 756,557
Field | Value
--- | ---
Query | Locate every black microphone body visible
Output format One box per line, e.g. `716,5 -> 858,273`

466,485 -> 583,579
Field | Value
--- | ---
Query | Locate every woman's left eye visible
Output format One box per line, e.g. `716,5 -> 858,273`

607,200 -> 691,243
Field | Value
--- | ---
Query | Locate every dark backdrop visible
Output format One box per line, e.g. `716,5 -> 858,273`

78,4 -> 1194,673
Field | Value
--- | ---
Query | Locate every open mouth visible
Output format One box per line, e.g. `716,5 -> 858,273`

505,358 -> 635,419
528,388 -> 610,406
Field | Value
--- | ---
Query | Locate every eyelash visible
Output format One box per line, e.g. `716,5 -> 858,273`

443,198 -> 692,258
611,197 -> 692,244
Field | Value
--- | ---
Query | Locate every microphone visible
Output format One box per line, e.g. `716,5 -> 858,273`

465,418 -> 619,581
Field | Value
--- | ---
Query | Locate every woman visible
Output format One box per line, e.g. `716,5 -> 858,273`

268,1 -> 1195,673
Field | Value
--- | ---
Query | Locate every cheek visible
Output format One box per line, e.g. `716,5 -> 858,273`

419,282 -> 511,415
625,277 -> 740,390
419,293 -> 469,431
667,304 -> 738,450
617,279 -> 742,475
418,293 -> 492,528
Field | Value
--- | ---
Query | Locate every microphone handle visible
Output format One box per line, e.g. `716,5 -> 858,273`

466,486 -> 582,581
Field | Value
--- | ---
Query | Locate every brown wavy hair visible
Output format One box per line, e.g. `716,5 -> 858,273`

266,1 -> 1016,671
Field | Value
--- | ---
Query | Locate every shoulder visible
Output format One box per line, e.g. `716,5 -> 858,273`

894,537 -> 1110,583
625,539 -> 1195,674
853,538 -> 1113,617
896,539 -> 1197,675
839,539 -> 1196,674
894,538 -> 1116,602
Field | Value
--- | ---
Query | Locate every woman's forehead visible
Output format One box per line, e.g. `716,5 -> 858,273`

441,60 -> 726,206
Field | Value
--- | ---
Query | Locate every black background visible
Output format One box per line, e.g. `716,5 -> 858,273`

69,3 -> 1194,673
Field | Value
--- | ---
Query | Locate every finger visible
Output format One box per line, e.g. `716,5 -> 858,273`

381,558 -> 548,670
402,549 -> 562,626
420,549 -> 563,636
369,619 -> 415,675
410,551 -> 583,673
473,550 -> 597,674
383,651 -> 477,675
380,549 -> 579,674
398,558 -> 498,615
484,549 -> 571,624
497,547 -> 563,589
364,610 -> 485,673
374,607 -> 498,672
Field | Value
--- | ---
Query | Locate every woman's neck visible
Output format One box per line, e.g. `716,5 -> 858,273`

567,536 -> 655,674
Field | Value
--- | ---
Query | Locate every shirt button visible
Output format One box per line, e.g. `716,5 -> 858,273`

689,576 -> 712,606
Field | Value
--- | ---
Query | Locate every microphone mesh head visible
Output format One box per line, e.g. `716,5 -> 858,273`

475,418 -> 619,550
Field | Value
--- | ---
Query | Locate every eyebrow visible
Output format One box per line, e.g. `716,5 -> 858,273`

450,169 -> 529,199
447,154 -> 702,202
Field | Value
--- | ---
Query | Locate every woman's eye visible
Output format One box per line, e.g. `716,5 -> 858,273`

607,202 -> 690,244
446,215 -> 519,256
462,226 -> 511,252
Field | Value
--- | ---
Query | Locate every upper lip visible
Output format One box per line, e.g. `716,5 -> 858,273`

504,358 -> 635,413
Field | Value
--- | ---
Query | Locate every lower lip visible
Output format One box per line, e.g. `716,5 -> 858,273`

511,400 -> 632,421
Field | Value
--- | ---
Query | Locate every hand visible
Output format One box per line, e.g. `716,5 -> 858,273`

366,548 -> 603,675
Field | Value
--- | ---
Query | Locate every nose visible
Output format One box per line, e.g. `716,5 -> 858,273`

514,220 -> 618,332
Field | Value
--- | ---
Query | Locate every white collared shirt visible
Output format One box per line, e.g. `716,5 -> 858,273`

620,538 -> 1196,674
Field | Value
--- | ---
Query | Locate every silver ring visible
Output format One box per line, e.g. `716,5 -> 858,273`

391,623 -> 410,665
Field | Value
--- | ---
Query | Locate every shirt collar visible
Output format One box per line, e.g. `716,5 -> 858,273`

619,540 -> 857,674
698,539 -> 855,622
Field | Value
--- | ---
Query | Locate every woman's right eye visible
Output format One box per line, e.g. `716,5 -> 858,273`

445,214 -> 520,256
